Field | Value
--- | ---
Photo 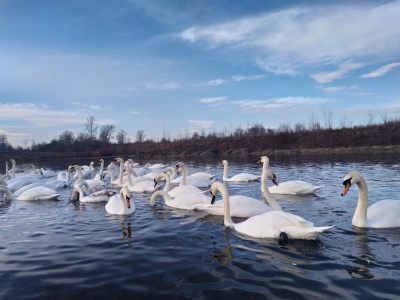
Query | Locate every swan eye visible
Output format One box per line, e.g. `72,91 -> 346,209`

342,178 -> 352,186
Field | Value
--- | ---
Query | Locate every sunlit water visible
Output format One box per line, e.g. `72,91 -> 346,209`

1,154 -> 400,299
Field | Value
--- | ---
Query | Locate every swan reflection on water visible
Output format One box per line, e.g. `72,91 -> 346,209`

122,222 -> 131,239
210,228 -> 233,265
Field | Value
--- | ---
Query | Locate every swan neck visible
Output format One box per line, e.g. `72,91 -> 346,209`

353,177 -> 368,227
162,173 -> 171,192
180,166 -> 188,186
218,183 -> 234,226
124,162 -> 133,186
74,167 -> 83,187
261,172 -> 281,210
222,163 -> 228,181
118,159 -> 124,185
150,190 -> 171,206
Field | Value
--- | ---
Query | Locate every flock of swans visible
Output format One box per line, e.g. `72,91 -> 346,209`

1,156 -> 400,242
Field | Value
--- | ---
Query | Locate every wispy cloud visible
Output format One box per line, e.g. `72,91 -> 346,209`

180,2 -> 400,75
310,62 -> 364,83
72,102 -> 101,111
205,78 -> 226,86
0,102 -> 85,127
317,85 -> 373,96
129,111 -> 140,115
360,62 -> 400,78
144,81 -> 181,90
231,75 -> 265,81
233,97 -> 329,113
198,96 -> 226,103
188,120 -> 215,128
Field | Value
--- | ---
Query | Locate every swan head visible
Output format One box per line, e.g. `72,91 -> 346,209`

265,169 -> 278,186
121,187 -> 131,209
220,160 -> 228,166
114,157 -> 123,165
210,182 -> 222,204
341,171 -> 361,196
257,156 -> 269,165
175,162 -> 185,171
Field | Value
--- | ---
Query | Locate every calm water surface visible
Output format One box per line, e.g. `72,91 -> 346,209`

1,154 -> 400,299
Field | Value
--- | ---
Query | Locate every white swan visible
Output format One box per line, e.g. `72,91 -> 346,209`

69,165 -> 106,190
173,162 -> 214,188
164,167 -> 178,181
16,186 -> 61,201
194,157 -> 282,218
71,183 -> 117,202
0,186 -> 12,200
145,163 -> 167,169
258,156 -> 324,195
154,173 -> 206,198
105,187 -> 135,215
150,190 -> 209,210
210,181 -> 334,240
341,171 -> 400,228
112,157 -> 128,186
221,160 -> 260,182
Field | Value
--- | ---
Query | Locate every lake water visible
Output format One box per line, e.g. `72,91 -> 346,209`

1,154 -> 400,299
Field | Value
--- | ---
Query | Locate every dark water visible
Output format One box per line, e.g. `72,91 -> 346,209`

1,154 -> 400,299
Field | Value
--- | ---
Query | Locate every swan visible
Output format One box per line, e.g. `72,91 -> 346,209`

0,186 -> 12,200
80,162 -> 95,178
221,160 -> 260,182
257,156 -> 324,195
150,190 -> 209,210
69,165 -> 106,191
145,163 -> 167,169
341,171 -> 400,228
194,157 -> 282,218
16,186 -> 61,201
112,157 -> 129,186
154,173 -> 206,198
173,162 -> 214,188
93,159 -> 107,180
105,187 -> 135,215
71,182 -> 117,202
210,181 -> 334,240
164,167 -> 178,181
29,165 -> 55,178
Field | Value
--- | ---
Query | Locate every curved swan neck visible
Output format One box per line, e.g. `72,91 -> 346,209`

102,170 -> 114,182
353,174 -> 368,227
178,164 -> 188,186
124,161 -> 133,186
99,160 -> 104,174
74,165 -> 83,187
150,190 -> 171,206
159,173 -> 170,192
261,171 -> 281,210
117,158 -> 124,185
214,182 -> 234,227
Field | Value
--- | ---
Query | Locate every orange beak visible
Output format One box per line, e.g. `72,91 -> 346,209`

341,183 -> 351,196
125,196 -> 131,209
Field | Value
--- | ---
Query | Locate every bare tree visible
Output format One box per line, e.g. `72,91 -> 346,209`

136,129 -> 146,143
82,116 -> 98,141
116,129 -> 129,144
0,133 -> 11,151
58,130 -> 75,150
322,109 -> 333,130
308,112 -> 321,131
367,110 -> 375,125
99,124 -> 116,145
380,112 -> 388,124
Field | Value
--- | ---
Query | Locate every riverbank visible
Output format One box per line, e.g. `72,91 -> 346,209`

2,145 -> 400,163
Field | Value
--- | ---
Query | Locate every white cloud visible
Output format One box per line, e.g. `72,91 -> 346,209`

129,111 -> 139,115
231,75 -> 265,81
144,81 -> 181,90
180,2 -> 400,75
188,120 -> 215,128
234,97 -> 329,113
198,97 -> 226,103
310,62 -> 364,83
360,62 -> 400,78
206,78 -> 226,86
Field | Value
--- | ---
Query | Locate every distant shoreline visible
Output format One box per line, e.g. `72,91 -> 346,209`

1,145 -> 400,163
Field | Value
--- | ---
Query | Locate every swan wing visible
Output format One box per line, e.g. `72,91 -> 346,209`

269,180 -> 324,195
367,200 -> 400,228
226,173 -> 260,182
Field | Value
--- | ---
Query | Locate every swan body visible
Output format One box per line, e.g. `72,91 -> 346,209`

174,162 -> 214,188
69,165 -> 106,190
269,180 -> 324,195
211,181 -> 334,240
194,156 -> 282,217
105,187 -> 135,215
145,163 -> 167,169
154,173 -> 206,198
341,171 -> 400,228
221,160 -> 260,182
16,186 -> 61,201
150,190 -> 209,210
71,185 -> 117,202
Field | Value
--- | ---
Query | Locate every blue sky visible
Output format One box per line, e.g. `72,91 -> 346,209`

1,0 -> 399,146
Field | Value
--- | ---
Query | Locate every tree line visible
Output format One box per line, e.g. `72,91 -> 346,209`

1,111 -> 400,158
